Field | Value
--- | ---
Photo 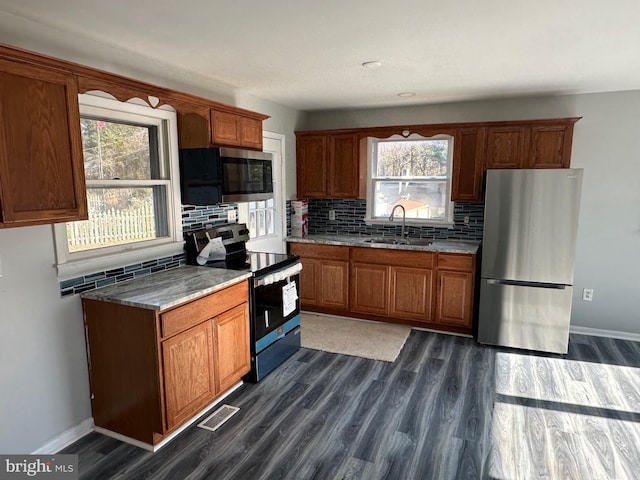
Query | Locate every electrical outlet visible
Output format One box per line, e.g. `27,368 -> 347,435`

328,210 -> 336,221
463,216 -> 470,225
227,210 -> 237,222
582,288 -> 594,301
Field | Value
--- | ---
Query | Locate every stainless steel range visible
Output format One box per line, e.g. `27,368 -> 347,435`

186,223 -> 301,382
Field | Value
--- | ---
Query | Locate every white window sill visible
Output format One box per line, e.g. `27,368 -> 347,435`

56,241 -> 185,280
364,217 -> 455,229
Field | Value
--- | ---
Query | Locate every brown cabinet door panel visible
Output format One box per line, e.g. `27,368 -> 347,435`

452,127 -> 486,202
485,126 -> 528,169
214,304 -> 250,392
328,133 -> 359,198
240,117 -> 263,150
211,110 -> 240,146
390,267 -> 433,322
351,263 -> 389,315
319,261 -> 349,309
299,257 -> 319,307
162,321 -> 216,431
528,124 -> 572,168
435,270 -> 473,327
296,134 -> 327,197
0,59 -> 86,225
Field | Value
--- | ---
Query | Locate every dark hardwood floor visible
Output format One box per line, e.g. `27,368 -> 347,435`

62,331 -> 640,479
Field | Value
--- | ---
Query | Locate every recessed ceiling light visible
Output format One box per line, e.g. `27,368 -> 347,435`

397,92 -> 416,97
362,61 -> 382,68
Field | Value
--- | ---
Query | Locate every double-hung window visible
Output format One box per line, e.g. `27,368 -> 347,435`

366,134 -> 454,226
54,94 -> 183,276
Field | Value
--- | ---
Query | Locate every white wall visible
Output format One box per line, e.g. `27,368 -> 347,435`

0,14 -> 305,453
304,91 -> 640,337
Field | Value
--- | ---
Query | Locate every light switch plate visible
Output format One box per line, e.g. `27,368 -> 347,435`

227,210 -> 237,222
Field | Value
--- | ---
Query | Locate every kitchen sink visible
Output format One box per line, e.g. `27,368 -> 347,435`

363,237 -> 434,246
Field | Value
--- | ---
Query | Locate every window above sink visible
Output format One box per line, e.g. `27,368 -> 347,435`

364,134 -> 454,228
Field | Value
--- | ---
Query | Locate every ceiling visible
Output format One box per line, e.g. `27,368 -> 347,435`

0,0 -> 639,111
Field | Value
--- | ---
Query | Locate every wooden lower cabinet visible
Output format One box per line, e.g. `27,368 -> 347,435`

214,303 -> 250,393
162,321 -> 216,431
351,262 -> 389,315
290,242 -> 349,313
390,267 -> 434,322
289,242 -> 475,333
435,253 -> 476,328
82,279 -> 250,446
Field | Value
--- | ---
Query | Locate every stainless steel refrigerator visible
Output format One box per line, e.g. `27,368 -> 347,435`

478,168 -> 583,354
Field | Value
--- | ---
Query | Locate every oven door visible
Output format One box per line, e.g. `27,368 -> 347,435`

252,272 -> 300,340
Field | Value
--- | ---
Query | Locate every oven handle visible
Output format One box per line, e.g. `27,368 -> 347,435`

254,262 -> 303,287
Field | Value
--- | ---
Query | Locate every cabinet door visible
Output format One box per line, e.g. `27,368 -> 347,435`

296,134 -> 327,197
240,116 -> 263,150
328,133 -> 359,198
319,261 -> 349,310
351,262 -> 389,315
299,257 -> 320,307
177,109 -> 211,148
435,270 -> 473,327
451,127 -> 486,202
211,110 -> 240,146
214,304 -> 251,392
527,124 -> 573,168
485,126 -> 528,169
162,321 -> 216,431
390,266 -> 433,323
0,58 -> 87,226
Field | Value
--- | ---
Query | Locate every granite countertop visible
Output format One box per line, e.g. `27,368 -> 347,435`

287,234 -> 480,254
81,265 -> 252,311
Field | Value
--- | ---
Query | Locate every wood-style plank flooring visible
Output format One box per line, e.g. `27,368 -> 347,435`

62,331 -> 640,479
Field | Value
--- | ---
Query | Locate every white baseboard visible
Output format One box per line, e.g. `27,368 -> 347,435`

570,325 -> 640,342
32,418 -> 94,454
95,381 -> 244,452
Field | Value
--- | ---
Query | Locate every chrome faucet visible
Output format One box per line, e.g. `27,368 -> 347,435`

389,204 -> 407,240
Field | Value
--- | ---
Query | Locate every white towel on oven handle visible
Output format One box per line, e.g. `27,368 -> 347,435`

255,262 -> 303,287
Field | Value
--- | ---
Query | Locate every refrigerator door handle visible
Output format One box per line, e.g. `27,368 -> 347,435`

486,279 -> 568,289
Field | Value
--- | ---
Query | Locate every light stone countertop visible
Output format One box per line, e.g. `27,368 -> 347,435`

287,234 -> 480,255
81,265 -> 252,311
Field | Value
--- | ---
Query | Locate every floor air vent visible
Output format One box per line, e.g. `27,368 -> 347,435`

197,404 -> 240,432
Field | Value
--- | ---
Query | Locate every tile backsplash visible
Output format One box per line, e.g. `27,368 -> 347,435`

59,203 -> 238,296
287,199 -> 484,241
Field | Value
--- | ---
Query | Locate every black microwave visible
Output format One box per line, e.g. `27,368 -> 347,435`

179,147 -> 273,205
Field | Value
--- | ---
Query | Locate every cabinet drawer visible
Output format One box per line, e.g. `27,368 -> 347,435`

437,253 -> 474,272
352,247 -> 435,269
160,281 -> 248,338
289,242 -> 349,261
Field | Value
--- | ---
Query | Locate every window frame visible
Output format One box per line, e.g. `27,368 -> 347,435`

53,94 -> 184,279
365,134 -> 455,227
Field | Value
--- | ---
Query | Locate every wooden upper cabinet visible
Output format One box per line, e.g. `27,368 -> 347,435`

176,108 -> 211,149
485,125 -> 528,169
296,134 -> 328,197
328,133 -> 359,198
527,123 -> 573,168
211,109 -> 263,150
176,108 -> 265,150
296,132 -> 361,199
0,58 -> 87,227
452,127 -> 486,202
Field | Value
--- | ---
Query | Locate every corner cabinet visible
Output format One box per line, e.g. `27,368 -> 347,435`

0,57 -> 87,227
289,242 -> 349,312
82,279 -> 250,447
